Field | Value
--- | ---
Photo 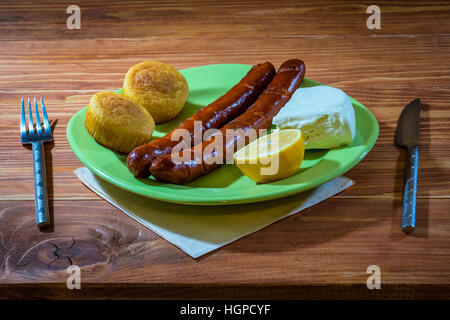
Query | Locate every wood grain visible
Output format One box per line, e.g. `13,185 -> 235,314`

0,199 -> 449,285
0,0 -> 449,299
1,0 -> 450,40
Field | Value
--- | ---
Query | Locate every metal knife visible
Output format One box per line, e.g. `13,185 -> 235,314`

395,98 -> 422,233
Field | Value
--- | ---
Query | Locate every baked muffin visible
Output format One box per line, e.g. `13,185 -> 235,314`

122,61 -> 189,123
85,91 -> 155,153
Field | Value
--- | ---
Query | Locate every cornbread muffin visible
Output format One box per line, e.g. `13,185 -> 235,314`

122,61 -> 189,123
85,91 -> 155,153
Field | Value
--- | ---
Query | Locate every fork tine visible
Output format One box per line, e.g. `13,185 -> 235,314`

34,97 -> 43,135
20,98 -> 27,135
40,97 -> 51,135
28,97 -> 34,134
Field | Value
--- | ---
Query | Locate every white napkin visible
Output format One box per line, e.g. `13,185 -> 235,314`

74,167 -> 353,258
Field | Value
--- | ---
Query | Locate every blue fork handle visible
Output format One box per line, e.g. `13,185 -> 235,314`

402,145 -> 418,233
32,141 -> 50,228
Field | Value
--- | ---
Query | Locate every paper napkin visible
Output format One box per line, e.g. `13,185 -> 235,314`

74,167 -> 354,258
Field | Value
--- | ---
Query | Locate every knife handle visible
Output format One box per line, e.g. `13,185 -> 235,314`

402,145 -> 418,233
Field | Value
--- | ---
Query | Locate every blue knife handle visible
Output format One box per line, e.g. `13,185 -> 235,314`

32,141 -> 50,228
402,145 -> 418,233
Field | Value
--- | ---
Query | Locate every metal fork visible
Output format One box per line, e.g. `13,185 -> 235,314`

20,97 -> 53,228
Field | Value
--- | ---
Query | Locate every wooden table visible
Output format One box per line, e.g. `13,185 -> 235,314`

0,0 -> 449,299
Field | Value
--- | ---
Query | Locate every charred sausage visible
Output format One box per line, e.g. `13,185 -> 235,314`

150,59 -> 306,184
126,62 -> 276,177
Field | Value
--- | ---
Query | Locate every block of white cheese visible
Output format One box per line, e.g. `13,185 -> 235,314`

273,86 -> 356,149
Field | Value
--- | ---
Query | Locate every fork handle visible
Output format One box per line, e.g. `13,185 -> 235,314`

32,141 -> 50,228
401,145 -> 418,233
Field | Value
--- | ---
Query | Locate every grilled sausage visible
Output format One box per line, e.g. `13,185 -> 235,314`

150,59 -> 306,184
126,62 -> 276,177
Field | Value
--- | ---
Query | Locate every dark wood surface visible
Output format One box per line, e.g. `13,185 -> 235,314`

0,0 -> 449,299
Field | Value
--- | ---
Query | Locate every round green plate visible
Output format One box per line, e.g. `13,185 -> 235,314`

67,64 -> 379,205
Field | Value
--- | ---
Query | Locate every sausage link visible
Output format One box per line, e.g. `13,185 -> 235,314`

150,59 -> 306,184
127,62 -> 276,177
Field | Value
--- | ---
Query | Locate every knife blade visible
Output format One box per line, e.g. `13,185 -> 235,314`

395,98 -> 421,233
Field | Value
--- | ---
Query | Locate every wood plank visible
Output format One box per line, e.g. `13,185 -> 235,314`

0,0 -> 449,295
1,0 -> 450,41
0,199 -> 449,286
0,36 -> 449,199
1,36 -> 450,91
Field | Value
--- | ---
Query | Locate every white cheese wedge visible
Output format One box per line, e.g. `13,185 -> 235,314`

273,86 -> 356,149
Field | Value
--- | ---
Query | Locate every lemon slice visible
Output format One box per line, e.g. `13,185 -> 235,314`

233,129 -> 305,183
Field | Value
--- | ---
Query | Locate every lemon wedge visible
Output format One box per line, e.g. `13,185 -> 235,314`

233,129 -> 305,183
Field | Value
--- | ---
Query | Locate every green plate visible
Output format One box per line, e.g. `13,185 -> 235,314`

67,64 -> 378,205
